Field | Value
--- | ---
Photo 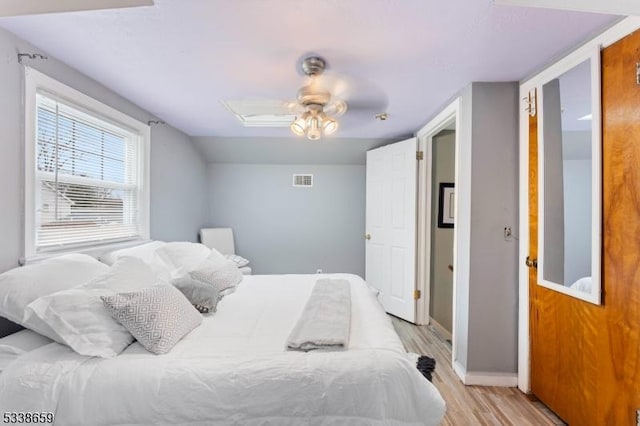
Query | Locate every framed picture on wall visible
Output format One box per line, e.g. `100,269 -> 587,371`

438,182 -> 455,228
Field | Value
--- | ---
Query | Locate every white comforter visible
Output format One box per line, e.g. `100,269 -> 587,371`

0,274 -> 445,426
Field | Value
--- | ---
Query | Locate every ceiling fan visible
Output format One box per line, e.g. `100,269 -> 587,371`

0,0 -> 154,17
285,56 -> 350,141
224,55 -> 388,140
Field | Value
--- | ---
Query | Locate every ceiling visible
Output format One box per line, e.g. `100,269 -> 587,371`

0,0 -> 617,139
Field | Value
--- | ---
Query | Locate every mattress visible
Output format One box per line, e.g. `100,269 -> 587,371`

0,273 -> 445,425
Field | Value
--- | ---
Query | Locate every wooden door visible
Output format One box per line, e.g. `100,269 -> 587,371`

366,138 -> 418,322
528,82 -> 595,423
528,29 -> 640,425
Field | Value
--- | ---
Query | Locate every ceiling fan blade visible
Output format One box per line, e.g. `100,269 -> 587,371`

493,0 -> 638,15
0,0 -> 154,17
344,97 -> 388,113
313,72 -> 389,115
283,101 -> 305,115
323,100 -> 347,117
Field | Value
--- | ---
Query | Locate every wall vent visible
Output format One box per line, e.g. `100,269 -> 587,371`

293,174 -> 313,187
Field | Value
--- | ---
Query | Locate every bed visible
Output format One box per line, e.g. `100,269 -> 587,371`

0,251 -> 445,425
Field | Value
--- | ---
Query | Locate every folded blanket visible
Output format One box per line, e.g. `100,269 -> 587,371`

286,279 -> 351,351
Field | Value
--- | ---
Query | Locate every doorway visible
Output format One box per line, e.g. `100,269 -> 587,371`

428,128 -> 455,342
416,98 -> 460,364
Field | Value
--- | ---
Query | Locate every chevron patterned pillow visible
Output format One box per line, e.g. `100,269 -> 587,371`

101,285 -> 202,354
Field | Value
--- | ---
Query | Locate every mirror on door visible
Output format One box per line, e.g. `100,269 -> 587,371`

537,48 -> 601,305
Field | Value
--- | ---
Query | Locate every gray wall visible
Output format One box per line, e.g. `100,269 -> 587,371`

430,130 -> 455,334
207,164 -> 366,276
563,159 -> 592,285
149,124 -> 208,243
542,79 -> 565,285
466,82 -> 519,374
0,26 -> 208,274
193,137 -> 399,165
562,130 -> 592,286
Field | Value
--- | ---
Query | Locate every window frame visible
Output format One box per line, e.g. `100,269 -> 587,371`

24,67 -> 150,260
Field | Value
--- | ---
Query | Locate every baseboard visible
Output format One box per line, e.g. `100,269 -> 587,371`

453,360 -> 467,383
429,317 -> 452,341
452,361 -> 518,387
464,371 -> 518,387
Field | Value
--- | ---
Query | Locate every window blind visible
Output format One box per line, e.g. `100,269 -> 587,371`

35,92 -> 142,251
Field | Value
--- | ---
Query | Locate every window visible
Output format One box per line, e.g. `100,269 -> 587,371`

25,68 -> 150,258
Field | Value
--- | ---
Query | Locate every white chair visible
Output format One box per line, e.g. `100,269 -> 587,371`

199,228 -> 252,275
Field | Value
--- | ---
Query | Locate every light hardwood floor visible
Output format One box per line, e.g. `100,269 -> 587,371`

391,316 -> 565,426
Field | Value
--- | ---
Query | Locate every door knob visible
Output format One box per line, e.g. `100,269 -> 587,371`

525,256 -> 538,268
365,233 -> 371,240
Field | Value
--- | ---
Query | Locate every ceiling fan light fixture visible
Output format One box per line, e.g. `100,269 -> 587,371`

291,107 -> 340,140
323,117 -> 338,135
307,117 -> 321,140
326,100 -> 348,116
290,107 -> 340,140
290,117 -> 306,136
288,56 -> 352,140
307,128 -> 321,141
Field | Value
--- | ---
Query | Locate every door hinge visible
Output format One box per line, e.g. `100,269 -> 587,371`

414,289 -> 421,300
523,90 -> 537,117
416,151 -> 424,161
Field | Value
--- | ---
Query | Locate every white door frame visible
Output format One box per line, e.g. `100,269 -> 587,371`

517,16 -> 640,393
416,98 -> 461,363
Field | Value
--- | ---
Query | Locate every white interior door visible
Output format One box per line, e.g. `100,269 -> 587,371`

365,138 -> 417,323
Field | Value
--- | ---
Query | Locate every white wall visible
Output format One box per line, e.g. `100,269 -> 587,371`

207,164 -> 366,276
0,27 -> 208,273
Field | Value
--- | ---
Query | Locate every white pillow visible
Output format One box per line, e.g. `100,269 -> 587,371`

0,329 -> 52,372
0,254 -> 108,328
99,241 -> 171,281
156,242 -> 222,277
570,276 -> 592,293
99,241 -> 165,265
24,257 -> 161,358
